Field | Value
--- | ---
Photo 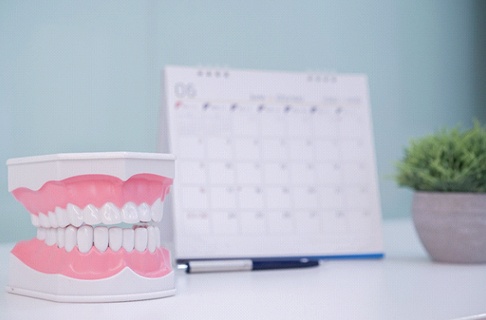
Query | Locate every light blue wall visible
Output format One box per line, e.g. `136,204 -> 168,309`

1,0 -> 485,242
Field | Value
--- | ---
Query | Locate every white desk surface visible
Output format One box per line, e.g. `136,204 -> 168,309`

0,219 -> 485,320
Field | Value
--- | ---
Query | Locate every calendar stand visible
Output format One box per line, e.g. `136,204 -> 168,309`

161,66 -> 383,262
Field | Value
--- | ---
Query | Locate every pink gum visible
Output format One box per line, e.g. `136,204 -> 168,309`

11,239 -> 173,279
11,174 -> 173,215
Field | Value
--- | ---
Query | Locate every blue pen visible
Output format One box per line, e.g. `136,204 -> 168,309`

184,259 -> 319,273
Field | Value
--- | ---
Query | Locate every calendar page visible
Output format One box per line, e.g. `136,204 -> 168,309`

162,66 -> 383,262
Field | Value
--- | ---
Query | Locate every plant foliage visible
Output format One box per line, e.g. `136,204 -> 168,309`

395,121 -> 486,192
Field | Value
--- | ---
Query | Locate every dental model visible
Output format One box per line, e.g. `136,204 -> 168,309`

6,152 -> 176,302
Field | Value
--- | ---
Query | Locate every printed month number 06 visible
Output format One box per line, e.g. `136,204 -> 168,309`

175,83 -> 196,98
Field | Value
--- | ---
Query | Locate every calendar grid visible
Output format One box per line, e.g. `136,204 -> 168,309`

164,66 -> 383,260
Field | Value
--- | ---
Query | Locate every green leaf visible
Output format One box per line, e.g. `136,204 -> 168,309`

394,120 -> 486,192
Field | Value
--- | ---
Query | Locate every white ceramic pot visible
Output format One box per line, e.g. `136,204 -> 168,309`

412,192 -> 486,264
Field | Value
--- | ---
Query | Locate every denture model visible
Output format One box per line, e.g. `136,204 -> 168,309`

6,152 -> 176,302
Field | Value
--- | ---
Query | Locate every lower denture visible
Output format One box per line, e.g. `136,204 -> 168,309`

11,239 -> 172,280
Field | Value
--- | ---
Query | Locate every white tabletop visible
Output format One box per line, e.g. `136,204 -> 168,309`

1,219 -> 485,320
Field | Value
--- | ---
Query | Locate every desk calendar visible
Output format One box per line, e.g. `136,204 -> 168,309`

162,66 -> 384,262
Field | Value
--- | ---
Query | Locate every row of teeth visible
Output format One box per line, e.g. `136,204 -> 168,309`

30,200 -> 165,228
37,225 -> 161,253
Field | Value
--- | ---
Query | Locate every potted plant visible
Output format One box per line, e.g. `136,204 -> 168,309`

395,121 -> 486,263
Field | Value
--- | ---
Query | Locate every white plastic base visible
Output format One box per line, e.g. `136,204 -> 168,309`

7,254 -> 176,302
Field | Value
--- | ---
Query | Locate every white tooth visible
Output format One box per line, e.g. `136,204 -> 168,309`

67,204 -> 84,227
151,199 -> 164,222
122,228 -> 134,252
31,214 -> 40,227
135,227 -> 148,252
122,202 -> 139,224
65,226 -> 77,252
94,227 -> 108,252
37,227 -> 47,240
56,207 -> 69,228
109,227 -> 123,251
48,211 -> 58,228
57,228 -> 65,248
45,228 -> 57,246
147,226 -> 156,253
77,225 -> 93,253
138,203 -> 151,222
39,213 -> 50,228
83,204 -> 101,225
155,226 -> 161,247
100,202 -> 122,225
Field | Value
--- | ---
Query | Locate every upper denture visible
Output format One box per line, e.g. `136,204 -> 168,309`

11,174 -> 172,216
